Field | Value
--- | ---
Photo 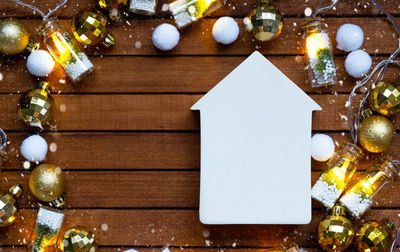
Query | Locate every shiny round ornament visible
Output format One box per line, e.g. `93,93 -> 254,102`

72,11 -> 115,48
19,81 -> 53,128
358,115 -> 395,153
336,23 -> 364,52
345,50 -> 372,78
29,164 -> 65,202
318,205 -> 354,252
61,226 -> 97,252
370,79 -> 400,116
27,50 -> 55,77
0,19 -> 29,55
0,185 -> 22,227
20,135 -> 48,162
246,0 -> 283,42
98,0 -> 128,21
212,16 -> 239,45
311,134 -> 335,162
152,23 -> 180,51
356,219 -> 394,252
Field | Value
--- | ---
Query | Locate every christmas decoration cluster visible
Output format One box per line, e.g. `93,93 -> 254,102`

1,0 -> 400,251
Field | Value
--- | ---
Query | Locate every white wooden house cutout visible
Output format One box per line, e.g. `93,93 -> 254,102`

191,51 -> 322,225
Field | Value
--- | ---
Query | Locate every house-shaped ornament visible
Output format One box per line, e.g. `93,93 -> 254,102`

191,51 -> 322,225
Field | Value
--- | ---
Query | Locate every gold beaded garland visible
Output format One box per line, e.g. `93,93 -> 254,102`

61,226 -> 97,252
0,19 -> 29,55
246,0 -> 283,42
358,115 -> 395,153
29,164 -> 65,202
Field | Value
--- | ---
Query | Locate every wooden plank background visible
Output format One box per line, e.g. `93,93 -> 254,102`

1,0 -> 400,251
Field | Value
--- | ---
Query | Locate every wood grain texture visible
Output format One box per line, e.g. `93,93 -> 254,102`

1,56 -> 398,94
1,209 -> 400,247
1,170 -> 400,209
4,132 -> 400,172
0,94 -> 390,131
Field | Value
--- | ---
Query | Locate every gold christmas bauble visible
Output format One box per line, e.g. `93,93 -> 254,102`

0,185 -> 22,227
19,81 -> 53,128
246,0 -> 283,42
72,11 -> 114,47
0,19 -> 29,55
370,79 -> 400,116
29,164 -> 65,202
318,205 -> 354,252
358,115 -> 395,153
61,226 -> 97,252
356,219 -> 394,252
98,0 -> 128,21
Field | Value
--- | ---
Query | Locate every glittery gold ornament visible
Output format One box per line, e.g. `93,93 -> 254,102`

246,0 -> 283,42
0,185 -> 22,227
19,81 -> 53,128
356,219 -> 394,252
98,0 -> 128,21
370,79 -> 400,116
0,19 -> 29,55
61,226 -> 98,252
29,164 -> 65,203
358,115 -> 395,153
72,11 -> 114,48
318,205 -> 354,252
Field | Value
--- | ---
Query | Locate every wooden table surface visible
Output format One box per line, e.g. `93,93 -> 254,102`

1,0 -> 400,251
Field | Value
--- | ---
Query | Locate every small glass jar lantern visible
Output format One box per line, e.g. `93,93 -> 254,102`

130,0 -> 157,15
311,142 -> 363,209
339,159 -> 399,219
169,0 -> 227,29
29,207 -> 64,252
303,18 -> 337,88
38,18 -> 94,82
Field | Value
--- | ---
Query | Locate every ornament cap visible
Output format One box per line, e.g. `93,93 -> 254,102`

361,108 -> 374,120
51,193 -> 66,208
37,81 -> 51,93
25,38 -> 39,53
383,219 -> 394,231
9,184 -> 22,199
102,33 -> 115,48
331,204 -> 346,216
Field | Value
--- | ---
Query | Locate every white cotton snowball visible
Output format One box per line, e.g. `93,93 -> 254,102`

345,49 -> 372,78
336,23 -> 364,52
152,23 -> 180,51
26,50 -> 55,77
20,135 -> 48,162
311,134 -> 335,162
212,16 -> 240,45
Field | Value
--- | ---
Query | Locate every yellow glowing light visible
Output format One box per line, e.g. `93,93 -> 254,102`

323,159 -> 353,190
306,32 -> 330,60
